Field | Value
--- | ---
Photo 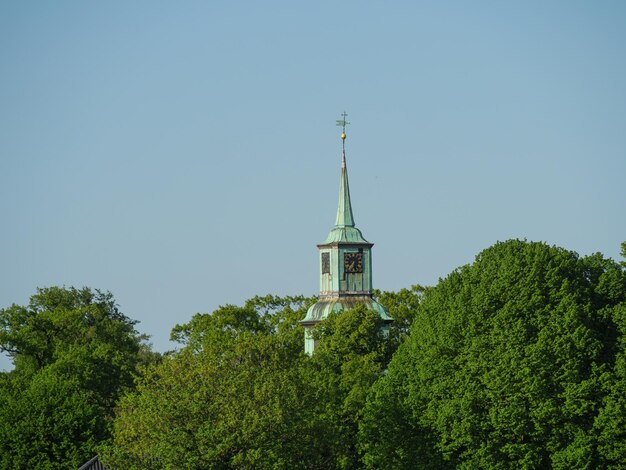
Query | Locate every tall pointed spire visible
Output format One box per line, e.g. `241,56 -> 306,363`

300,113 -> 392,355
335,112 -> 355,228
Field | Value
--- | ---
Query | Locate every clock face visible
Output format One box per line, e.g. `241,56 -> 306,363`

344,252 -> 363,273
321,253 -> 330,274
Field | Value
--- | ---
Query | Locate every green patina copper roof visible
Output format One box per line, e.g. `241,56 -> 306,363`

323,226 -> 369,244
335,153 -> 354,228
322,152 -> 369,245
301,296 -> 392,324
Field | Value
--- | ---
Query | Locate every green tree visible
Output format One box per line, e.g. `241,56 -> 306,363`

376,284 -> 428,340
101,295 -> 328,469
359,337 -> 449,469
103,295 -> 402,469
0,368 -> 101,469
361,240 -> 626,469
0,286 -> 152,469
594,304 -> 626,467
307,305 -> 398,469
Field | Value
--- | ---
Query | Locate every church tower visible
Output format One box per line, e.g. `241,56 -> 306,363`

301,114 -> 392,355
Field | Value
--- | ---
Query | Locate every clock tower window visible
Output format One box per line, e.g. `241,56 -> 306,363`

321,253 -> 330,274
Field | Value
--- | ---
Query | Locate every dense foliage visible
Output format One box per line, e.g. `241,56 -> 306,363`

2,240 -> 624,469
361,240 -> 626,468
0,287 -> 153,469
101,295 -> 316,468
100,296 -> 401,469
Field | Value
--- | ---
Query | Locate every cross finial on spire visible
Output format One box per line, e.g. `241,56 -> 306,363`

336,111 -> 350,133
336,111 -> 350,167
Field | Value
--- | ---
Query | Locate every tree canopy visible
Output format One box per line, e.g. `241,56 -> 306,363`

2,240 -> 625,469
101,295 -> 404,469
361,240 -> 626,468
101,295 -> 322,469
0,287 -> 153,469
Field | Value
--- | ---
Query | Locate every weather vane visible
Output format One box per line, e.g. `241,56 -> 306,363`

336,111 -> 350,137
336,111 -> 350,158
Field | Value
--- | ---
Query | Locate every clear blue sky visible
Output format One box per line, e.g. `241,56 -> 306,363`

1,1 -> 625,370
